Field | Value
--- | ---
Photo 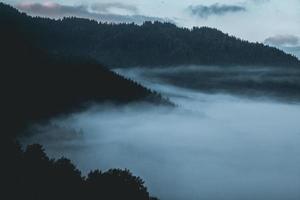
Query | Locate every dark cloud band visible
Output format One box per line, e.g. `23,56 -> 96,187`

265,35 -> 300,46
188,3 -> 246,18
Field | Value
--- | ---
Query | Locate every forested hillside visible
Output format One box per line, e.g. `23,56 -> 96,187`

3,141 -> 157,200
1,4 -> 165,199
0,3 -> 168,137
1,3 -> 299,68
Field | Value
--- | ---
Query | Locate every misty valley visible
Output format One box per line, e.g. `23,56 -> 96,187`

1,2 -> 300,200
21,66 -> 300,200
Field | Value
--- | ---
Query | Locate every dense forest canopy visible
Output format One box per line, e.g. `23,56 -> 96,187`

1,3 -> 299,68
0,3 -> 169,137
1,4 -> 164,198
2,140 -> 158,200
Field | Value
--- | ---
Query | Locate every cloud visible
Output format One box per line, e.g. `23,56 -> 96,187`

188,3 -> 246,18
264,35 -> 300,46
16,2 -> 168,24
22,66 -> 300,200
16,2 -> 87,17
91,3 -> 139,15
250,0 -> 270,3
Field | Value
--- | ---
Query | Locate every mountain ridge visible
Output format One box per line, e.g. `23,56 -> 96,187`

1,2 -> 299,68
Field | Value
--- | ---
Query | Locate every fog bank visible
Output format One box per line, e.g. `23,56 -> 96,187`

115,65 -> 300,103
21,67 -> 300,200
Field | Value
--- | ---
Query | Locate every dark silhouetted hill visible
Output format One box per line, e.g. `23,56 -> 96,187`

0,4 -> 166,199
0,3 -> 170,137
2,140 -> 157,200
1,3 -> 299,68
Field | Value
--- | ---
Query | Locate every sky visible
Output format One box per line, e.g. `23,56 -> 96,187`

5,0 -> 300,57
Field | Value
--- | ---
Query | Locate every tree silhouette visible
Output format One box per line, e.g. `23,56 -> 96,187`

2,140 -> 157,200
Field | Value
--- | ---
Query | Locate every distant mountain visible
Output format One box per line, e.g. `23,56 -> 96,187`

0,3 -> 169,136
1,3 -> 299,68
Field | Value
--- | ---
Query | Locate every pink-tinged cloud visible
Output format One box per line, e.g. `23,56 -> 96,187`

16,2 -> 170,24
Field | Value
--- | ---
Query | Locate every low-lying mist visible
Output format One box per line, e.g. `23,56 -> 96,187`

21,66 -> 300,200
115,65 -> 300,102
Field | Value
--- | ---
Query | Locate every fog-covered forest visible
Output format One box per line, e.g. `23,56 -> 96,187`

1,2 -> 300,200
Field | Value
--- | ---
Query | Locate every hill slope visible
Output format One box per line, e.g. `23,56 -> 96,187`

1,3 -> 299,68
0,3 -> 168,136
